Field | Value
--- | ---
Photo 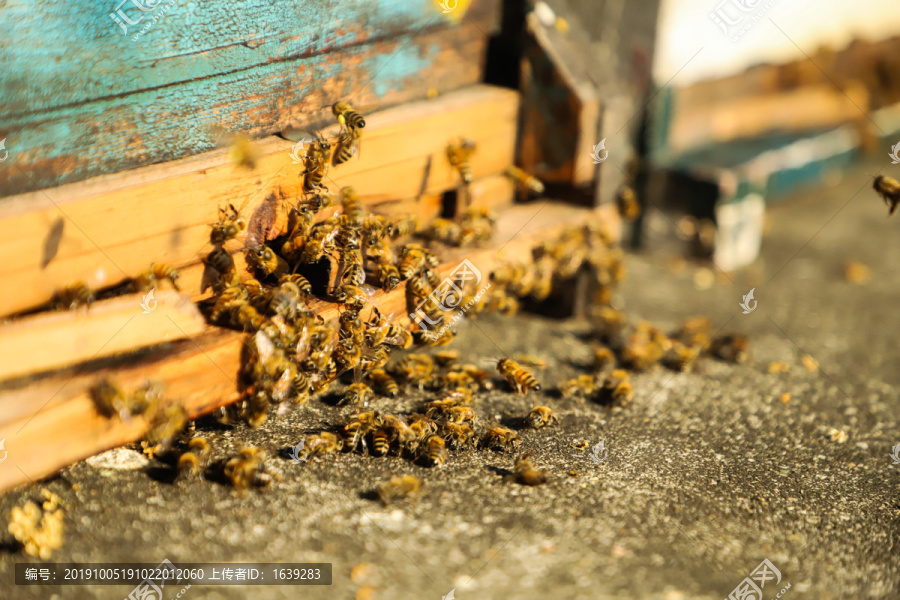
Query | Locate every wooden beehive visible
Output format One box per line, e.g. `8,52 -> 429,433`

0,0 -> 623,493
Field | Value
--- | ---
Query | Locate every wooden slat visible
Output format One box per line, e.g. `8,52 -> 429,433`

0,201 -> 618,493
0,290 -> 205,382
0,0 -> 500,195
0,85 -> 520,318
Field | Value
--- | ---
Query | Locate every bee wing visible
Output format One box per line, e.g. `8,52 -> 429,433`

292,323 -> 312,362
253,330 -> 276,363
272,369 -> 293,402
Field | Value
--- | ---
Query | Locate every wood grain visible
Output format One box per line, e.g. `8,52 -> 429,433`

0,0 -> 500,195
0,85 -> 520,318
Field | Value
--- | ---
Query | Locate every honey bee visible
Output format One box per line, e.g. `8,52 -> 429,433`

344,382 -> 375,407
422,434 -> 448,467
334,337 -> 363,374
560,374 -> 597,399
407,414 -> 439,451
423,218 -> 462,245
709,333 -> 750,364
434,350 -> 460,366
134,263 -> 180,291
51,282 -> 94,310
481,424 -> 520,452
205,247 -> 237,285
873,175 -> 900,216
485,288 -> 520,316
341,247 -> 367,286
398,244 -> 428,279
593,347 -> 616,371
144,402 -> 188,450
359,345 -> 392,374
177,437 -> 211,478
342,411 -> 383,453
597,369 -> 633,405
333,128 -> 360,165
390,353 -> 434,389
446,405 -> 477,425
662,341 -> 697,372
504,166 -> 545,196
303,432 -> 343,457
300,218 -> 340,263
306,190 -> 335,212
245,244 -> 287,279
527,406 -> 558,429
210,204 -> 247,244
302,137 -> 332,193
333,101 -> 367,131
377,474 -> 422,505
90,378 -> 160,421
340,187 -> 367,228
622,321 -> 670,372
267,280 -> 306,320
281,205 -> 316,258
334,283 -> 374,308
375,261 -> 401,290
388,215 -> 419,239
496,359 -> 541,395
616,185 -> 641,219
442,422 -> 476,450
446,138 -> 476,184
224,447 -> 274,489
510,453 -> 549,486
365,315 -> 414,349
368,369 -> 400,397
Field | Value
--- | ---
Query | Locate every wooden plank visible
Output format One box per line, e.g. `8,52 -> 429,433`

0,201 -> 618,493
0,290 -> 204,382
0,0 -> 500,196
668,82 -> 870,155
0,85 -> 520,318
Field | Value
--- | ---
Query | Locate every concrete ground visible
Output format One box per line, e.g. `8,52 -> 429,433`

2,160 -> 899,600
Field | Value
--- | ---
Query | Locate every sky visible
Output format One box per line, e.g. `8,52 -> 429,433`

654,0 -> 900,85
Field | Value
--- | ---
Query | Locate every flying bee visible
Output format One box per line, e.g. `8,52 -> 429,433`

340,187 -> 367,228
388,215 -> 419,239
368,369 -> 400,397
398,244 -> 428,279
91,378 -> 160,421
496,359 -> 541,395
51,282 -> 94,311
333,101 -> 366,131
224,447 -> 274,489
616,185 -> 641,219
144,402 -> 188,451
481,425 -> 520,452
279,273 -> 312,295
446,138 -> 476,184
504,165 -> 545,196
205,247 -> 237,284
302,137 -> 332,193
268,280 -> 306,319
134,263 -> 180,291
245,244 -> 287,279
333,127 -> 360,165
423,218 -> 462,246
343,382 -> 375,407
510,453 -> 549,486
377,475 -> 422,505
527,406 -> 558,429
210,204 -> 247,244
177,437 -> 211,479
873,175 -> 900,216
421,434 -> 448,467
434,349 -> 460,366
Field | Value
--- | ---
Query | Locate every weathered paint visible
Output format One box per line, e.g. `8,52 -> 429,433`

0,0 -> 500,196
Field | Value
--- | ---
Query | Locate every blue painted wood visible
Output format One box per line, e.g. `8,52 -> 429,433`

0,0 -> 499,196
